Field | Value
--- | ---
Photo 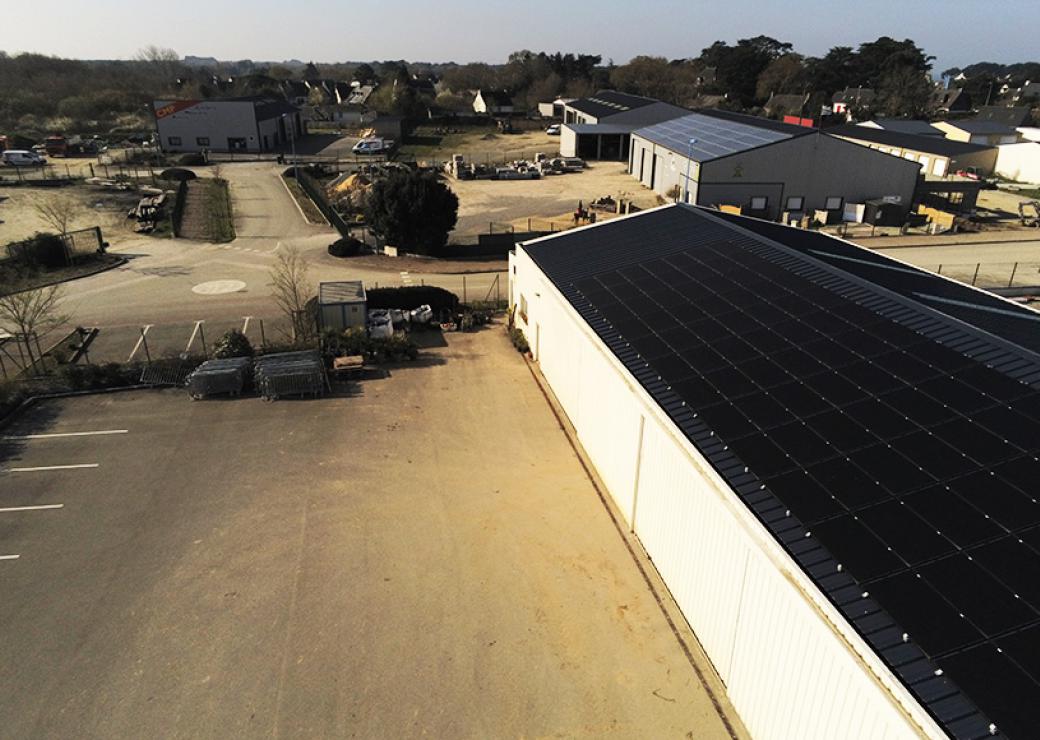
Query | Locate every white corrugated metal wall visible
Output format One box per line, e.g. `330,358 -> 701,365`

511,239 -> 945,740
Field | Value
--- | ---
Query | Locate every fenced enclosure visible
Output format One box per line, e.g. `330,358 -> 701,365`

929,261 -> 1040,289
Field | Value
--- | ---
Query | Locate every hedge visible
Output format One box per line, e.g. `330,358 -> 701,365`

366,285 -> 458,312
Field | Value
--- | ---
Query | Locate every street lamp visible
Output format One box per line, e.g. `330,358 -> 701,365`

282,112 -> 298,180
683,138 -> 697,204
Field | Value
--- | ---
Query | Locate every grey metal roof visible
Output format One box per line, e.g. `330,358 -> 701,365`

830,124 -> 994,157
563,123 -> 639,135
566,90 -> 658,119
319,280 -> 366,304
942,120 -> 1018,136
861,119 -> 944,136
633,112 -> 794,162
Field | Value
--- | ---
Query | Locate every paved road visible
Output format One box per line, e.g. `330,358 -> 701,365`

52,163 -> 506,349
872,239 -> 1040,267
0,331 -> 742,739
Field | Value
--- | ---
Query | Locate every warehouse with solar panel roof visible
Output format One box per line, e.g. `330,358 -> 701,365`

629,110 -> 922,223
508,203 -> 1040,739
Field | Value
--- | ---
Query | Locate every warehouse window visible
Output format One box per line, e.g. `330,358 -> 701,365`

168,136 -> 182,146
786,196 -> 804,211
749,196 -> 768,210
519,295 -> 528,322
196,137 -> 210,146
825,196 -> 844,210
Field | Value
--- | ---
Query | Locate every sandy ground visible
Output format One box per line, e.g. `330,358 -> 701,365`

0,182 -> 165,245
0,328 -> 744,739
450,162 -> 660,236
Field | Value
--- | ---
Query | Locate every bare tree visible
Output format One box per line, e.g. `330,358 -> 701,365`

135,45 -> 180,64
268,246 -> 313,341
31,193 -> 81,236
0,284 -> 69,371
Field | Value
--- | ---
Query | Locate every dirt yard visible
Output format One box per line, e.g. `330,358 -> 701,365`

0,182 -> 166,245
400,125 -> 563,167
449,162 -> 661,237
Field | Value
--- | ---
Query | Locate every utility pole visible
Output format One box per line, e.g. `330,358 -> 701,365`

683,138 -> 698,204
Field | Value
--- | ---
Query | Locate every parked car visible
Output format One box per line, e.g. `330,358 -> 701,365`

545,124 -> 561,136
2,150 -> 46,167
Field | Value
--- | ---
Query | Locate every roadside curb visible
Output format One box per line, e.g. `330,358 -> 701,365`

0,384 -> 160,431
279,173 -> 327,226
2,257 -> 127,297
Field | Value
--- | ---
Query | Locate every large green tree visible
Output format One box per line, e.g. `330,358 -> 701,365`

364,171 -> 459,256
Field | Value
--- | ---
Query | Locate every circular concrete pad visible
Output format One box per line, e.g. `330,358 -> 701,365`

192,280 -> 246,295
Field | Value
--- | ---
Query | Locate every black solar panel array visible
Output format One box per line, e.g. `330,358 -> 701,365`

523,206 -> 1040,739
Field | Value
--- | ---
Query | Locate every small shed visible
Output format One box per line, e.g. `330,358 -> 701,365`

318,281 -> 367,331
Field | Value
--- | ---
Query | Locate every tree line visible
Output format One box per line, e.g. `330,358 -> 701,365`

1,39 -> 1037,142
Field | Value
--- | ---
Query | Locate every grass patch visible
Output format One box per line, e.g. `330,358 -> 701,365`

203,178 -> 235,242
281,173 -> 327,224
397,125 -> 559,164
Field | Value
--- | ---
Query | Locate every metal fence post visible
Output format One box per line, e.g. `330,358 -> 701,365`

140,327 -> 152,363
971,263 -> 980,285
937,264 -> 943,275
1008,262 -> 1018,288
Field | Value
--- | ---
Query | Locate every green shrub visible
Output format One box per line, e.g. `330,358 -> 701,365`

6,232 -> 68,270
327,237 -> 364,257
509,326 -> 529,354
321,327 -> 418,363
212,329 -> 254,358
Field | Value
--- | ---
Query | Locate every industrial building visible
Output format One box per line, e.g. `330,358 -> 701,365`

831,124 -> 998,177
931,120 -> 1021,147
559,91 -> 688,161
153,97 -> 303,153
628,111 -> 921,221
509,203 -> 1040,740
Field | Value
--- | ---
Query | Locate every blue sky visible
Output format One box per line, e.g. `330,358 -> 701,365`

5,0 -> 1037,72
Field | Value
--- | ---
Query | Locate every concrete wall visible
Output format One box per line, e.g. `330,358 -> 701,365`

997,142 -> 1040,183
698,134 -> 920,219
560,125 -> 578,157
509,230 -> 949,740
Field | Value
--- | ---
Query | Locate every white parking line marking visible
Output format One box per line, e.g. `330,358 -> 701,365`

0,555 -> 20,561
3,429 -> 127,440
8,464 -> 99,472
0,504 -> 64,513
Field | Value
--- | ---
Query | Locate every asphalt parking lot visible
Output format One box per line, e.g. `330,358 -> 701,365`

0,328 -> 741,739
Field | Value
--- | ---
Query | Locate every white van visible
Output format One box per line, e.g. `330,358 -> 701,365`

351,137 -> 393,155
2,150 -> 47,167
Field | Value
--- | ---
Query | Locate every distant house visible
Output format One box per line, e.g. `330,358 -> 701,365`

537,97 -> 576,118
973,105 -> 1032,128
282,80 -> 311,106
763,92 -> 811,120
408,74 -> 438,97
1014,81 -> 1040,104
933,88 -> 972,114
831,87 -> 875,118
931,119 -> 1021,147
560,91 -> 690,160
858,119 -> 944,137
473,90 -> 514,115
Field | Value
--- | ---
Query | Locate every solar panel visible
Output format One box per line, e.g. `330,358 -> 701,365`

635,112 -> 793,161
523,204 -> 1040,737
